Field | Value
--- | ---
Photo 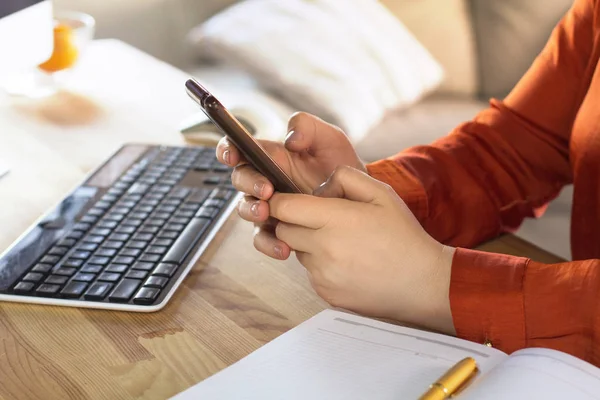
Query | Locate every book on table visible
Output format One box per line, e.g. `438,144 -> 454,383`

171,309 -> 600,399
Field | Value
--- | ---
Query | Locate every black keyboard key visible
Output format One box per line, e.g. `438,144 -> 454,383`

179,203 -> 200,212
133,233 -> 153,241
174,210 -> 195,219
126,240 -> 148,249
101,194 -> 118,203
88,256 -> 110,266
144,276 -> 168,288
107,187 -> 124,196
72,273 -> 96,282
105,213 -> 125,222
152,238 -> 173,247
80,215 -> 99,224
210,188 -> 233,201
196,207 -> 219,219
204,176 -> 220,185
70,250 -> 92,260
66,230 -> 84,240
112,206 -> 132,214
127,183 -> 150,195
94,200 -> 112,210
45,275 -> 68,285
152,212 -> 171,220
62,259 -> 84,268
110,233 -> 131,242
96,248 -> 118,257
161,218 -> 210,264
120,248 -> 141,258
194,162 -> 212,171
105,264 -> 128,273
60,281 -> 88,298
81,264 -> 103,274
146,193 -> 164,200
122,218 -> 143,227
84,282 -> 113,300
32,263 -> 52,273
168,187 -> 191,199
48,246 -> 68,256
103,240 -> 124,249
22,272 -> 44,282
157,230 -> 179,240
204,199 -> 225,209
132,262 -> 155,271
36,284 -> 60,295
146,246 -> 168,255
77,243 -> 99,252
98,272 -> 122,282
171,217 -> 191,225
115,226 -> 136,234
162,199 -> 182,207
126,270 -> 148,280
87,208 -> 105,216
156,205 -> 177,214
152,263 -> 178,277
91,228 -> 112,237
113,256 -> 135,265
73,222 -> 92,232
97,220 -> 119,229
164,223 -> 185,232
133,287 -> 160,304
130,212 -> 149,220
57,238 -> 77,247
139,199 -> 160,207
136,205 -> 154,213
13,281 -> 35,293
109,279 -> 141,302
139,254 -> 161,263
153,185 -> 172,193
139,225 -> 160,234
119,200 -> 137,208
53,267 -> 77,277
83,235 -> 105,244
41,255 -> 61,265
145,219 -> 167,227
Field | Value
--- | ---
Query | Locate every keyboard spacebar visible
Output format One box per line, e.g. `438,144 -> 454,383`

161,218 -> 211,264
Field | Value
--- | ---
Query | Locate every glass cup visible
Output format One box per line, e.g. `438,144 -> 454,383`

2,11 -> 95,98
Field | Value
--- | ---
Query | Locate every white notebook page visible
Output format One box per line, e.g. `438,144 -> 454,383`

172,310 -> 506,400
461,347 -> 600,399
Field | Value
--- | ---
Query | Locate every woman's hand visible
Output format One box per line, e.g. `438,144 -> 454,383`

216,112 -> 365,260
270,165 -> 456,334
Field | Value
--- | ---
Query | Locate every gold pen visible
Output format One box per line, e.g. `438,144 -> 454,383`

418,357 -> 478,400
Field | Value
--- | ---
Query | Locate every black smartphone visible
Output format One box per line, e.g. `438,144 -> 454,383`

185,78 -> 303,194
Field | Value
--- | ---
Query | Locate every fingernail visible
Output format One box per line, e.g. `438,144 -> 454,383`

274,245 -> 283,259
223,150 -> 230,165
285,129 -> 303,144
254,182 -> 265,197
250,202 -> 260,217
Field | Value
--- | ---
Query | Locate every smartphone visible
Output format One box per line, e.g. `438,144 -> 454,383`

185,78 -> 303,194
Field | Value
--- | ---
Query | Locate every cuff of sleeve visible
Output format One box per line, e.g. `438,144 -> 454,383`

366,159 -> 428,222
450,248 -> 528,354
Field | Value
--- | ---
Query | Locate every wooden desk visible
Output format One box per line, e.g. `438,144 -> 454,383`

0,40 -> 563,400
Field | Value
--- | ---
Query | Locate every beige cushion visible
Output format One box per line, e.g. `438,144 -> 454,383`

355,96 -> 487,162
470,0 -> 573,100
380,0 -> 478,96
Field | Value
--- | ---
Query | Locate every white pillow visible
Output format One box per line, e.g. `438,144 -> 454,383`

188,0 -> 443,142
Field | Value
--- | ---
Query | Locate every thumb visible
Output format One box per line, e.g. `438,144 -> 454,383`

284,112 -> 348,154
313,165 -> 391,204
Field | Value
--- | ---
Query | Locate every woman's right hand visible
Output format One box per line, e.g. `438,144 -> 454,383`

216,112 -> 365,260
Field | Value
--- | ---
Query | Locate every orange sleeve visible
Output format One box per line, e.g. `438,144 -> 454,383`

367,0 -> 595,248
451,248 -> 600,364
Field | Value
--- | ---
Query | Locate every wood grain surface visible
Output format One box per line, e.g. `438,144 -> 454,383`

0,40 -> 565,400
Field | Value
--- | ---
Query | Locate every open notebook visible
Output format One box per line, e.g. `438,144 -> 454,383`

171,310 -> 600,399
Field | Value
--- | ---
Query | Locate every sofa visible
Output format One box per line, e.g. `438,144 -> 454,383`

53,0 -> 575,260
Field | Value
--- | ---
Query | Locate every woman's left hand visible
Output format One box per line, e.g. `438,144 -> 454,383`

270,166 -> 456,334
